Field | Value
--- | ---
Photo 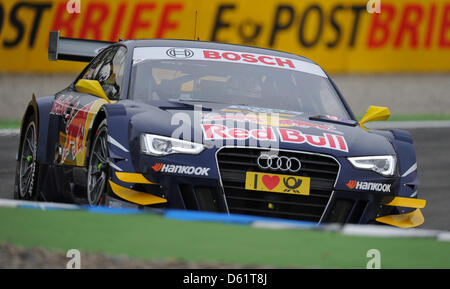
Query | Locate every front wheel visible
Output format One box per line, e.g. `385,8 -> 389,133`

87,120 -> 110,206
15,115 -> 39,200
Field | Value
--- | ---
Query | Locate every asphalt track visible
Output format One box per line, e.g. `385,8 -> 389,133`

1,127 -> 449,230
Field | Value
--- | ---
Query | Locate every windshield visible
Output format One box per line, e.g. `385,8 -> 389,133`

130,47 -> 350,118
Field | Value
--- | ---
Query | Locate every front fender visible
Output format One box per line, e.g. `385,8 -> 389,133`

390,129 -> 420,199
19,95 -> 56,165
102,103 -> 134,173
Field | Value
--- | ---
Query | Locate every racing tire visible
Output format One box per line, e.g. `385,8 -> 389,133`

86,120 -> 111,206
14,114 -> 39,200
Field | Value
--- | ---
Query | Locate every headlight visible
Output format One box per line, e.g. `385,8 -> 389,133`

347,155 -> 396,176
140,134 -> 204,156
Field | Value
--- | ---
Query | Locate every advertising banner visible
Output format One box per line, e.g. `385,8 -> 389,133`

0,0 -> 449,73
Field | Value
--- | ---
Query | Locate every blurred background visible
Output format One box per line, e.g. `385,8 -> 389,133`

0,0 -> 449,232
0,0 -> 449,120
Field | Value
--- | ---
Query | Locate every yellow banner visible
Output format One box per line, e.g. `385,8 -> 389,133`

245,171 -> 311,196
0,0 -> 449,73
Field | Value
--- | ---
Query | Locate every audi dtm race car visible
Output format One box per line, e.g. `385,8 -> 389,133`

14,31 -> 426,228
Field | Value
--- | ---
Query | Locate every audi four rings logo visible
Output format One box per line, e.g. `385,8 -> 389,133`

166,48 -> 194,59
257,155 -> 302,172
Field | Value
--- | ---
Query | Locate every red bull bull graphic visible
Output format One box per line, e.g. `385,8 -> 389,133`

61,100 -> 95,162
50,94 -> 107,165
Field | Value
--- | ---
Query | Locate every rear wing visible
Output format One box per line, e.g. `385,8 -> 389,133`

48,31 -> 115,62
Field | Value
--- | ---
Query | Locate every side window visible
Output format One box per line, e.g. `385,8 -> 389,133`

81,46 -> 127,100
81,50 -> 108,81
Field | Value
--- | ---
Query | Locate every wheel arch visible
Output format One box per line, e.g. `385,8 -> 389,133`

84,103 -> 131,169
390,129 -> 419,199
84,107 -> 107,166
101,103 -> 135,173
18,95 -> 55,164
15,94 -> 54,198
18,96 -> 38,156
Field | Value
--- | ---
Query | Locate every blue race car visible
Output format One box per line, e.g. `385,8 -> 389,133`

14,31 -> 426,228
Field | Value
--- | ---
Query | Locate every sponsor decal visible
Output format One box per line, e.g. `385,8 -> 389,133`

345,180 -> 358,189
203,124 -> 276,141
245,171 -> 310,195
2,1 -> 450,73
51,94 -> 95,161
257,154 -> 302,173
278,128 -> 348,152
226,105 -> 303,116
202,49 -> 296,69
202,124 -> 348,152
152,163 -> 210,176
132,47 -> 327,77
166,48 -> 194,58
51,94 -> 105,165
279,119 -> 341,133
202,112 -> 341,133
51,94 -> 75,115
62,100 -> 96,161
152,163 -> 163,172
346,180 -> 391,193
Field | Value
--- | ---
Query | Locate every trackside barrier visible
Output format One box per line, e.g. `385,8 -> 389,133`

0,198 -> 448,241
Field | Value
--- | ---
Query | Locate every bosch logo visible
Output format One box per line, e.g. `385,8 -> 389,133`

257,154 -> 302,173
166,48 -> 194,59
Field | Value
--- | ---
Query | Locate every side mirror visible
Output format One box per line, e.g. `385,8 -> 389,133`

359,106 -> 390,130
75,79 -> 110,103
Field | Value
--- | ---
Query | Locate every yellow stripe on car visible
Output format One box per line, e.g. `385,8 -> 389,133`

115,172 -> 157,184
109,180 -> 166,206
384,197 -> 426,208
376,209 -> 425,228
376,196 -> 427,228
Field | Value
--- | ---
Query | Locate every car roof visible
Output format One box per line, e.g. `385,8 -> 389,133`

119,39 -> 315,64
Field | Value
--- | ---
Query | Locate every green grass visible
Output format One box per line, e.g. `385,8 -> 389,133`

0,207 -> 449,268
0,119 -> 20,129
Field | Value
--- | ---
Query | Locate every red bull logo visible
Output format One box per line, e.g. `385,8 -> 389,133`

202,124 -> 348,152
62,101 -> 95,162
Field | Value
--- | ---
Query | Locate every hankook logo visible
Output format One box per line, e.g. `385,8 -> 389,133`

166,48 -> 194,59
346,180 -> 391,193
257,154 -> 302,173
152,163 -> 210,176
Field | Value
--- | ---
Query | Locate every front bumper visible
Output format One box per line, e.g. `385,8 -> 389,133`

108,171 -> 426,228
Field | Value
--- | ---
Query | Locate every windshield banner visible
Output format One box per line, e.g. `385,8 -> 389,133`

133,47 -> 327,77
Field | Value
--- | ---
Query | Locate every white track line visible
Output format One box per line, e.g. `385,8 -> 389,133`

340,224 -> 440,238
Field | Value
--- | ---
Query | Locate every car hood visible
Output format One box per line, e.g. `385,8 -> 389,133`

127,100 -> 395,157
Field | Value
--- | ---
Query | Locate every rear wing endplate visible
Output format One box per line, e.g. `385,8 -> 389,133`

48,31 -> 115,62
